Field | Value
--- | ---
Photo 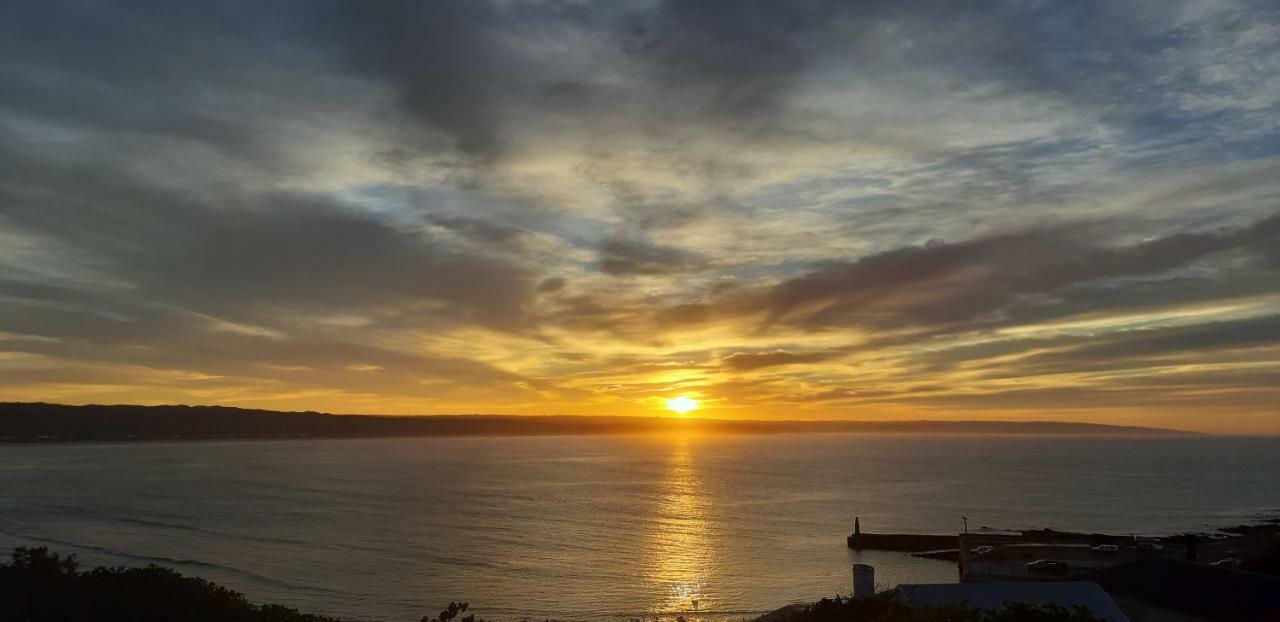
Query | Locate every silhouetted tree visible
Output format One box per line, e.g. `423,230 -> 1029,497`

422,601 -> 488,622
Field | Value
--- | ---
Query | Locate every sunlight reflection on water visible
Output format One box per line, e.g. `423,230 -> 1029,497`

645,435 -> 712,620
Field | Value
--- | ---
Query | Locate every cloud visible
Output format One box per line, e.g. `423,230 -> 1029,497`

427,213 -> 527,245
537,277 -> 567,294
720,350 -> 839,371
749,213 -> 1280,332
0,159 -> 535,329
598,237 -> 705,277
1000,314 -> 1280,378
3,0 -> 1280,429
324,1 -> 516,159
624,0 -> 848,122
0,1 -> 331,166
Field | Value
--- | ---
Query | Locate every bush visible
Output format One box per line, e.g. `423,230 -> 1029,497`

0,547 -> 340,622
769,594 -> 1104,622
1239,537 -> 1280,576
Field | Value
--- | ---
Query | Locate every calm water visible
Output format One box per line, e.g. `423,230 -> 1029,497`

2,434 -> 1279,622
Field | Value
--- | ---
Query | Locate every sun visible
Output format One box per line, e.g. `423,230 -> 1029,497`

665,395 -> 699,415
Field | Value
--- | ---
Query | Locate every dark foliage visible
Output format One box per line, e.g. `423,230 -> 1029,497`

768,594 -> 1104,622
1,547 -> 1105,622
0,547 -> 341,622
422,601 -> 485,622
1240,537 -> 1280,577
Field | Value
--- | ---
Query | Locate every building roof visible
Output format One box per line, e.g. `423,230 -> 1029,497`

1084,557 -> 1280,621
894,581 -> 1129,622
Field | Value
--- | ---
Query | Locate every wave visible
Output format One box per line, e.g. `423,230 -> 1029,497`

107,515 -> 314,547
0,527 -> 341,595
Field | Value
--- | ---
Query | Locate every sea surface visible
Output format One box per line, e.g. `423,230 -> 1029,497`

2,434 -> 1279,622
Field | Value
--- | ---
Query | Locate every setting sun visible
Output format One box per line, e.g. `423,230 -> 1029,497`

665,396 -> 698,415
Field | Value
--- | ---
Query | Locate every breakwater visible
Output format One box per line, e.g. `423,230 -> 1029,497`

848,528 -> 1156,552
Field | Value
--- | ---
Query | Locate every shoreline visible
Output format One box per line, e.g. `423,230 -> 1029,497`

6,517 -> 1277,622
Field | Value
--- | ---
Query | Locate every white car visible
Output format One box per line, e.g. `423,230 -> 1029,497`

1092,544 -> 1120,553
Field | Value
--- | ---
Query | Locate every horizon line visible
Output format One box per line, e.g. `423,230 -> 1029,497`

0,400 -> 1214,436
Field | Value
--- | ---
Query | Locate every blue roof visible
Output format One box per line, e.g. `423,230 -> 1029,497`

894,581 -> 1129,622
1085,558 -> 1280,621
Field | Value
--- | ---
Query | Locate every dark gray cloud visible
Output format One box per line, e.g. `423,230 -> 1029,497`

599,237 -> 705,277
995,314 -> 1280,379
323,1 -> 515,159
867,310 -> 1280,396
537,277 -> 567,294
0,136 -> 536,330
624,0 -> 849,123
752,213 -> 1280,332
0,1 -> 321,164
427,213 -> 527,245
720,350 -> 839,371
7,0 -> 1275,169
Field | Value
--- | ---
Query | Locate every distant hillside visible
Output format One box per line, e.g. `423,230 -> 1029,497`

0,402 -> 1198,442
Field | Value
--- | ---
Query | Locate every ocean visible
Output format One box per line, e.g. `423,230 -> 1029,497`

2,433 -> 1278,622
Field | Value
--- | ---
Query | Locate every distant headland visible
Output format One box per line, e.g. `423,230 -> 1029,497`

0,402 -> 1200,443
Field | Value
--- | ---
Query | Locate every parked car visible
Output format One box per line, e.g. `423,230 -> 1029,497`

1135,537 -> 1165,554
1092,544 -> 1120,554
1026,560 -> 1070,575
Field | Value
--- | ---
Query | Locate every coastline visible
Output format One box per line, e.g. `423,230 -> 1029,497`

0,402 -> 1203,444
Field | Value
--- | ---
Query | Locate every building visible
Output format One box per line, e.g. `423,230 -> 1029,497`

1084,558 -> 1280,621
890,581 -> 1130,621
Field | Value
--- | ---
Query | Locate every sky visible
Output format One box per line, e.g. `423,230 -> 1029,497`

1,1 -> 1279,433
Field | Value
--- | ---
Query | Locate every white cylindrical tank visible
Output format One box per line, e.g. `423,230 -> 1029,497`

852,564 -> 875,599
